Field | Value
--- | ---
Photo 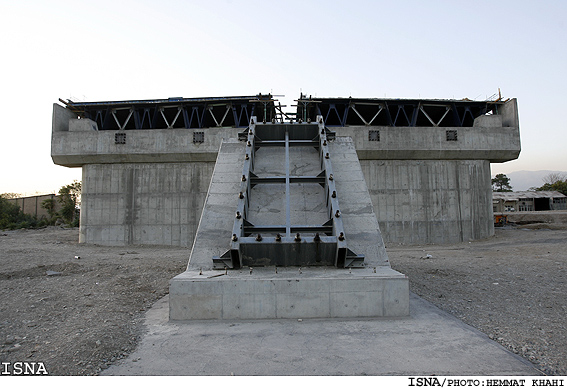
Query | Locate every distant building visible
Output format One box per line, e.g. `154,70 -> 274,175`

7,194 -> 61,219
492,191 -> 567,213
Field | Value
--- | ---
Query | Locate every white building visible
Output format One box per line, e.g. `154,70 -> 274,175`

493,191 -> 567,213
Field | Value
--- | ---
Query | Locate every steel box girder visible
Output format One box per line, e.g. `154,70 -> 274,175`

212,237 -> 364,268
213,115 -> 364,270
241,237 -> 339,267
242,223 -> 334,236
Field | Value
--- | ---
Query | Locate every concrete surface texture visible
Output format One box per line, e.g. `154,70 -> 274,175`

80,162 -> 214,247
361,159 -> 494,244
169,135 -> 409,320
102,294 -> 540,376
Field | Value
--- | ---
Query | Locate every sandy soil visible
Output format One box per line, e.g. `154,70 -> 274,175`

0,223 -> 565,375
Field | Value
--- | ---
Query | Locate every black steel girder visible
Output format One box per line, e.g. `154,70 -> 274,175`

60,94 -> 278,130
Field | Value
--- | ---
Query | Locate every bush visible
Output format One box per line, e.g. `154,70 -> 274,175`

0,195 -> 41,230
0,196 -> 20,226
0,196 -> 29,230
1,180 -> 82,230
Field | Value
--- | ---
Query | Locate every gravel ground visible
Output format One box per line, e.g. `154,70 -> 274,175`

0,224 -> 565,376
388,224 -> 567,376
0,227 -> 187,375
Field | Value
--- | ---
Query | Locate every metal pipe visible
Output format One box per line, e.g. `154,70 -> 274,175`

285,128 -> 291,237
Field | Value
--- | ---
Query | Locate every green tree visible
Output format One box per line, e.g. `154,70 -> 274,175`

492,173 -> 513,192
57,181 -> 81,226
41,198 -> 57,223
533,173 -> 567,196
1,193 -> 20,199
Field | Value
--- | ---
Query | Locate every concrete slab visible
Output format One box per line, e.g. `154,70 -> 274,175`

102,293 -> 540,376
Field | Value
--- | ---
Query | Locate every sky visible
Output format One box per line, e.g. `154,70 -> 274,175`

1,0 -> 566,195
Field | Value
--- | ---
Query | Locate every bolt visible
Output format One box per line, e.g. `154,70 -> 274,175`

232,234 -> 238,242
247,140 -> 251,147
314,233 -> 321,242
245,154 -> 249,160
373,267 -> 376,273
272,118 -> 276,124
332,190 -> 336,198
335,210 -> 341,218
307,118 -> 311,123
295,233 -> 301,242
338,232 -> 345,241
249,267 -> 253,275
236,211 -> 241,219
249,129 -> 253,135
263,120 -> 266,124
323,140 -> 327,146
298,118 -> 302,123
319,118 -> 323,124
275,266 -> 278,274
275,233 -> 282,242
349,268 -> 352,274
199,268 -> 202,275
329,174 -> 333,181
325,152 -> 329,159
256,234 -> 263,241
321,128 -> 324,134
239,192 -> 244,199
241,175 -> 247,182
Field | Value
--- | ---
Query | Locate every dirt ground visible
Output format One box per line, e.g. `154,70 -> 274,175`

0,226 -> 187,375
388,224 -> 567,376
0,223 -> 566,376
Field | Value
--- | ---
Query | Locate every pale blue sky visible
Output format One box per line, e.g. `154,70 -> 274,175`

1,0 -> 565,195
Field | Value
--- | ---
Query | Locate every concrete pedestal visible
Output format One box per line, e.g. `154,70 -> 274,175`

170,267 -> 408,320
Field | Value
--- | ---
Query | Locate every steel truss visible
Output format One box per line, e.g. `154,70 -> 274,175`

295,94 -> 507,127
59,93 -> 505,130
213,116 -> 364,269
60,94 -> 278,131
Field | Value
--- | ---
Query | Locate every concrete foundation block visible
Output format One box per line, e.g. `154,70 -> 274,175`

330,291 -> 384,317
169,268 -> 409,320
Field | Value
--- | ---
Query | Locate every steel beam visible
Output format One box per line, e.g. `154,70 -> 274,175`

62,94 -> 275,130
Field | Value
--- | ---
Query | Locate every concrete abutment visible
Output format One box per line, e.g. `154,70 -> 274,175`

51,95 -> 520,319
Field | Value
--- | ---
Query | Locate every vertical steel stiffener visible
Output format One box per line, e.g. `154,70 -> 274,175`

213,116 -> 364,269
